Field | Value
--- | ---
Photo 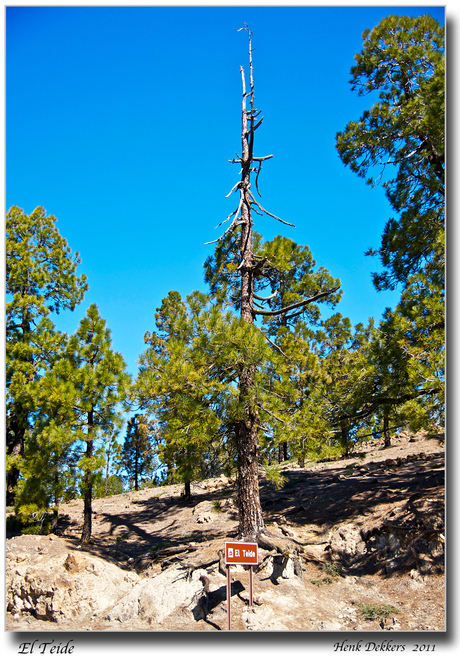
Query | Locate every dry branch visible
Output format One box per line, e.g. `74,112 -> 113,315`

248,191 -> 295,227
252,286 -> 341,317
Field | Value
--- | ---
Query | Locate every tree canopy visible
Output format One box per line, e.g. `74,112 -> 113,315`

336,14 -> 444,291
6,206 -> 88,506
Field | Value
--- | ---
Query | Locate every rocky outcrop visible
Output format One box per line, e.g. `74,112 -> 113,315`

6,535 -> 210,628
6,536 -> 139,622
105,564 -> 207,625
328,523 -> 366,563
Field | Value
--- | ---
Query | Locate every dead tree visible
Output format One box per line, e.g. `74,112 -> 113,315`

207,25 -> 339,540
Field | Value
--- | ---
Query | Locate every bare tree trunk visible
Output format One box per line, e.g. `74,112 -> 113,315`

235,30 -> 265,540
213,26 -> 335,538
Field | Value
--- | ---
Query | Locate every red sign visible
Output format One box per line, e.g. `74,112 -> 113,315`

225,541 -> 258,565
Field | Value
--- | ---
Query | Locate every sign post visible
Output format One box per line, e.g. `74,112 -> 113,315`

224,541 -> 258,630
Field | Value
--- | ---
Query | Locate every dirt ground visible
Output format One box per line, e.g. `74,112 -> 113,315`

6,429 -> 445,631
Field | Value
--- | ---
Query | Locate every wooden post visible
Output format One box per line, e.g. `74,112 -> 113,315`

227,566 -> 231,630
249,566 -> 253,606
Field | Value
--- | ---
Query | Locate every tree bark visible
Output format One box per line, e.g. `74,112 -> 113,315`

235,35 -> 265,540
80,409 -> 94,544
6,313 -> 33,506
6,408 -> 26,506
340,422 -> 350,457
236,365 -> 265,539
383,409 -> 391,448
134,445 -> 139,491
278,441 -> 288,463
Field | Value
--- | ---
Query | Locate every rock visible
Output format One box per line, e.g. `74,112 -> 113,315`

195,511 -> 215,524
328,524 -> 366,562
220,498 -> 236,512
259,553 -> 302,583
193,501 -> 212,515
105,565 -> 205,625
6,537 -> 139,623
193,501 -> 215,524
63,552 -> 87,574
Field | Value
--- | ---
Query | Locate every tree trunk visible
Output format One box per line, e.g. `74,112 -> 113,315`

81,410 -> 94,544
235,49 -> 265,540
50,471 -> 60,532
134,445 -> 139,491
104,454 -> 110,497
6,406 -> 27,506
383,409 -> 391,448
278,441 -> 288,464
340,423 -> 350,457
51,507 -> 59,533
7,314 -> 35,506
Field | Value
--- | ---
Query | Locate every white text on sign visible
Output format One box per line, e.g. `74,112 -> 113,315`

225,542 -> 258,565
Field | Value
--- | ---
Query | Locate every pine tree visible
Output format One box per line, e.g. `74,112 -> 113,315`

121,415 -> 157,491
14,420 -> 79,532
313,315 -> 378,454
95,432 -> 124,497
336,14 -> 444,290
204,26 -> 341,539
6,206 -> 87,505
64,304 -> 130,543
135,291 -> 246,497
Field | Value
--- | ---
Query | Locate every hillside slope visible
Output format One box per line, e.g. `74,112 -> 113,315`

6,429 -> 445,631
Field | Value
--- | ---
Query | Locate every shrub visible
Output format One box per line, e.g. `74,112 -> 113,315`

357,603 -> 399,622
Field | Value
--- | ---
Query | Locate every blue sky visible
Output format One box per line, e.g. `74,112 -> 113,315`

6,4 -> 445,381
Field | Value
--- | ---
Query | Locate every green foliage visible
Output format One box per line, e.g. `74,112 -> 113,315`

336,15 -> 444,290
94,474 -> 124,498
134,291 -> 256,489
7,503 -> 56,536
262,463 -> 287,490
66,304 -> 130,541
212,499 -> 223,513
321,562 -> 343,578
121,415 -> 158,491
6,206 -> 88,319
357,602 -> 399,622
9,21 -> 445,534
19,304 -> 131,540
379,271 -> 444,430
63,303 -> 131,440
14,421 -> 79,522
309,314 -> 378,455
311,563 -> 343,587
204,231 -> 341,327
6,206 -> 88,504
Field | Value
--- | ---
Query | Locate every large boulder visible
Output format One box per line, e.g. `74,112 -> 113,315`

105,564 -> 206,625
